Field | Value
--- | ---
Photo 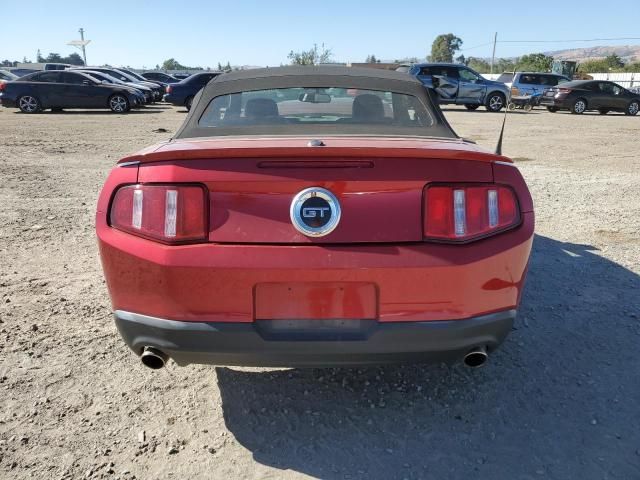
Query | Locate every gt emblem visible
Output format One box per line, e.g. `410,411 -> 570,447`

302,207 -> 330,218
290,187 -> 341,237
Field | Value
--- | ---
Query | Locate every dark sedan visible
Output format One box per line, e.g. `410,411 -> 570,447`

540,80 -> 640,115
75,69 -> 154,104
0,70 -> 142,113
163,72 -> 221,110
141,71 -> 180,84
72,68 -> 165,102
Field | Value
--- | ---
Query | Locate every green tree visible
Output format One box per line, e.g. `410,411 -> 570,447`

65,53 -> 84,66
288,43 -> 333,65
429,34 -> 463,63
467,57 -> 491,73
365,54 -> 380,63
495,57 -> 517,73
624,61 -> 640,72
162,58 -> 188,70
37,50 -> 44,63
515,53 -> 553,72
604,54 -> 625,69
45,52 -> 63,63
578,54 -> 627,73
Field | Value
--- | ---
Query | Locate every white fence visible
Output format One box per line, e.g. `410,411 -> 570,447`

482,72 -> 639,88
588,73 -> 638,88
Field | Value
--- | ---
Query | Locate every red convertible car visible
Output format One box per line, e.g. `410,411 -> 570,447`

96,67 -> 534,369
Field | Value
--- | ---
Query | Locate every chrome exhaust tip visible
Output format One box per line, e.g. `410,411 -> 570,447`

463,346 -> 488,368
140,347 -> 168,370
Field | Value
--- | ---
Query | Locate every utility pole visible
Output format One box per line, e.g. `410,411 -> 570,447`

490,32 -> 498,74
79,28 -> 87,65
67,28 -> 90,66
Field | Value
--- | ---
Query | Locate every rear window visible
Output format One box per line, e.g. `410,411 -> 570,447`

198,87 -> 434,130
496,73 -> 514,83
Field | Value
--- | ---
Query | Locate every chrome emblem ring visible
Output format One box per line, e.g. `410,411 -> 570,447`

290,187 -> 341,237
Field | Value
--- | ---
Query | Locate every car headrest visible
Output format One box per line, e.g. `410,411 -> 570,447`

245,98 -> 279,118
352,94 -> 384,120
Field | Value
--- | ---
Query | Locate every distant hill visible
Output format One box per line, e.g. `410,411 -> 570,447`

545,45 -> 640,63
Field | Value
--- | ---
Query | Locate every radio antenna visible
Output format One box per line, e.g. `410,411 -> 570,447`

495,69 -> 514,156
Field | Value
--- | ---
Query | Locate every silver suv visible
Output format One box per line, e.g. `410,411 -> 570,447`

497,72 -> 570,97
403,63 -> 510,112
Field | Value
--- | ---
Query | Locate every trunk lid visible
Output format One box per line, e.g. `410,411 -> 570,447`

135,137 -> 499,244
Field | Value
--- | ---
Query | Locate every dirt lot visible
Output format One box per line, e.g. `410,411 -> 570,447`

0,103 -> 639,480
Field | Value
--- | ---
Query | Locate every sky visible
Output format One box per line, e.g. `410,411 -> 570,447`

2,0 -> 639,68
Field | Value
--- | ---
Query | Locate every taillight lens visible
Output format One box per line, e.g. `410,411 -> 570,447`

110,184 -> 207,243
424,185 -> 520,242
556,88 -> 571,95
0,82 -> 6,91
166,85 -> 172,93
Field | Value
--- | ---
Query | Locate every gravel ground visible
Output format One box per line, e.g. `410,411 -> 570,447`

0,104 -> 638,480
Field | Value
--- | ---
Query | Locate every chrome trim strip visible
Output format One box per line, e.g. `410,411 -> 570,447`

118,161 -> 140,168
494,160 -> 517,167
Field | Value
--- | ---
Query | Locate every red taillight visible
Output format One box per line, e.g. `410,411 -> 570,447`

0,82 -> 6,91
110,184 -> 207,244
166,85 -> 172,94
424,184 -> 520,242
557,88 -> 571,94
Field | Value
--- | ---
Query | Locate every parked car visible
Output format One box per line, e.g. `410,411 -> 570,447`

0,69 -> 18,82
97,66 -> 534,370
539,80 -> 640,115
73,70 -> 147,105
497,72 -> 570,98
74,69 -> 153,104
163,72 -> 221,110
8,68 -> 38,77
141,71 -> 180,84
71,67 -> 164,101
402,63 -> 510,112
117,68 -> 166,89
0,70 -> 142,113
43,63 -> 71,71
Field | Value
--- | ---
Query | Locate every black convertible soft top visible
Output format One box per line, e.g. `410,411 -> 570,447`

174,66 -> 457,139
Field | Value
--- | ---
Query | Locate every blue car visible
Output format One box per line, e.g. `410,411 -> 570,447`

164,72 -> 221,110
400,63 -> 510,112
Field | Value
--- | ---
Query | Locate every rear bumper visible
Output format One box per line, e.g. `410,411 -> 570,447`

98,212 -> 534,324
0,95 -> 17,108
162,93 -> 184,105
115,309 -> 516,367
539,97 -> 569,108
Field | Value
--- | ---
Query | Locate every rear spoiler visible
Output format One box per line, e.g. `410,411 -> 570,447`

117,137 -> 513,166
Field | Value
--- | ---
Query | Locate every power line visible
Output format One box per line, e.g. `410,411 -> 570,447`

459,41 -> 495,52
498,36 -> 640,43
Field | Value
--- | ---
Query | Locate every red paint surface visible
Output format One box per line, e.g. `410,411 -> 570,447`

97,137 -> 534,323
254,282 -> 378,320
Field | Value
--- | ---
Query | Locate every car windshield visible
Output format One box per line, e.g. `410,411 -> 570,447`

0,70 -> 18,81
113,70 -> 139,82
120,69 -> 146,81
199,87 -> 434,133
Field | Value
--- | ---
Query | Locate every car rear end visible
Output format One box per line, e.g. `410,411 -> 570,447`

0,80 -> 20,108
163,82 -> 187,106
540,85 -> 574,109
97,139 -> 533,368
